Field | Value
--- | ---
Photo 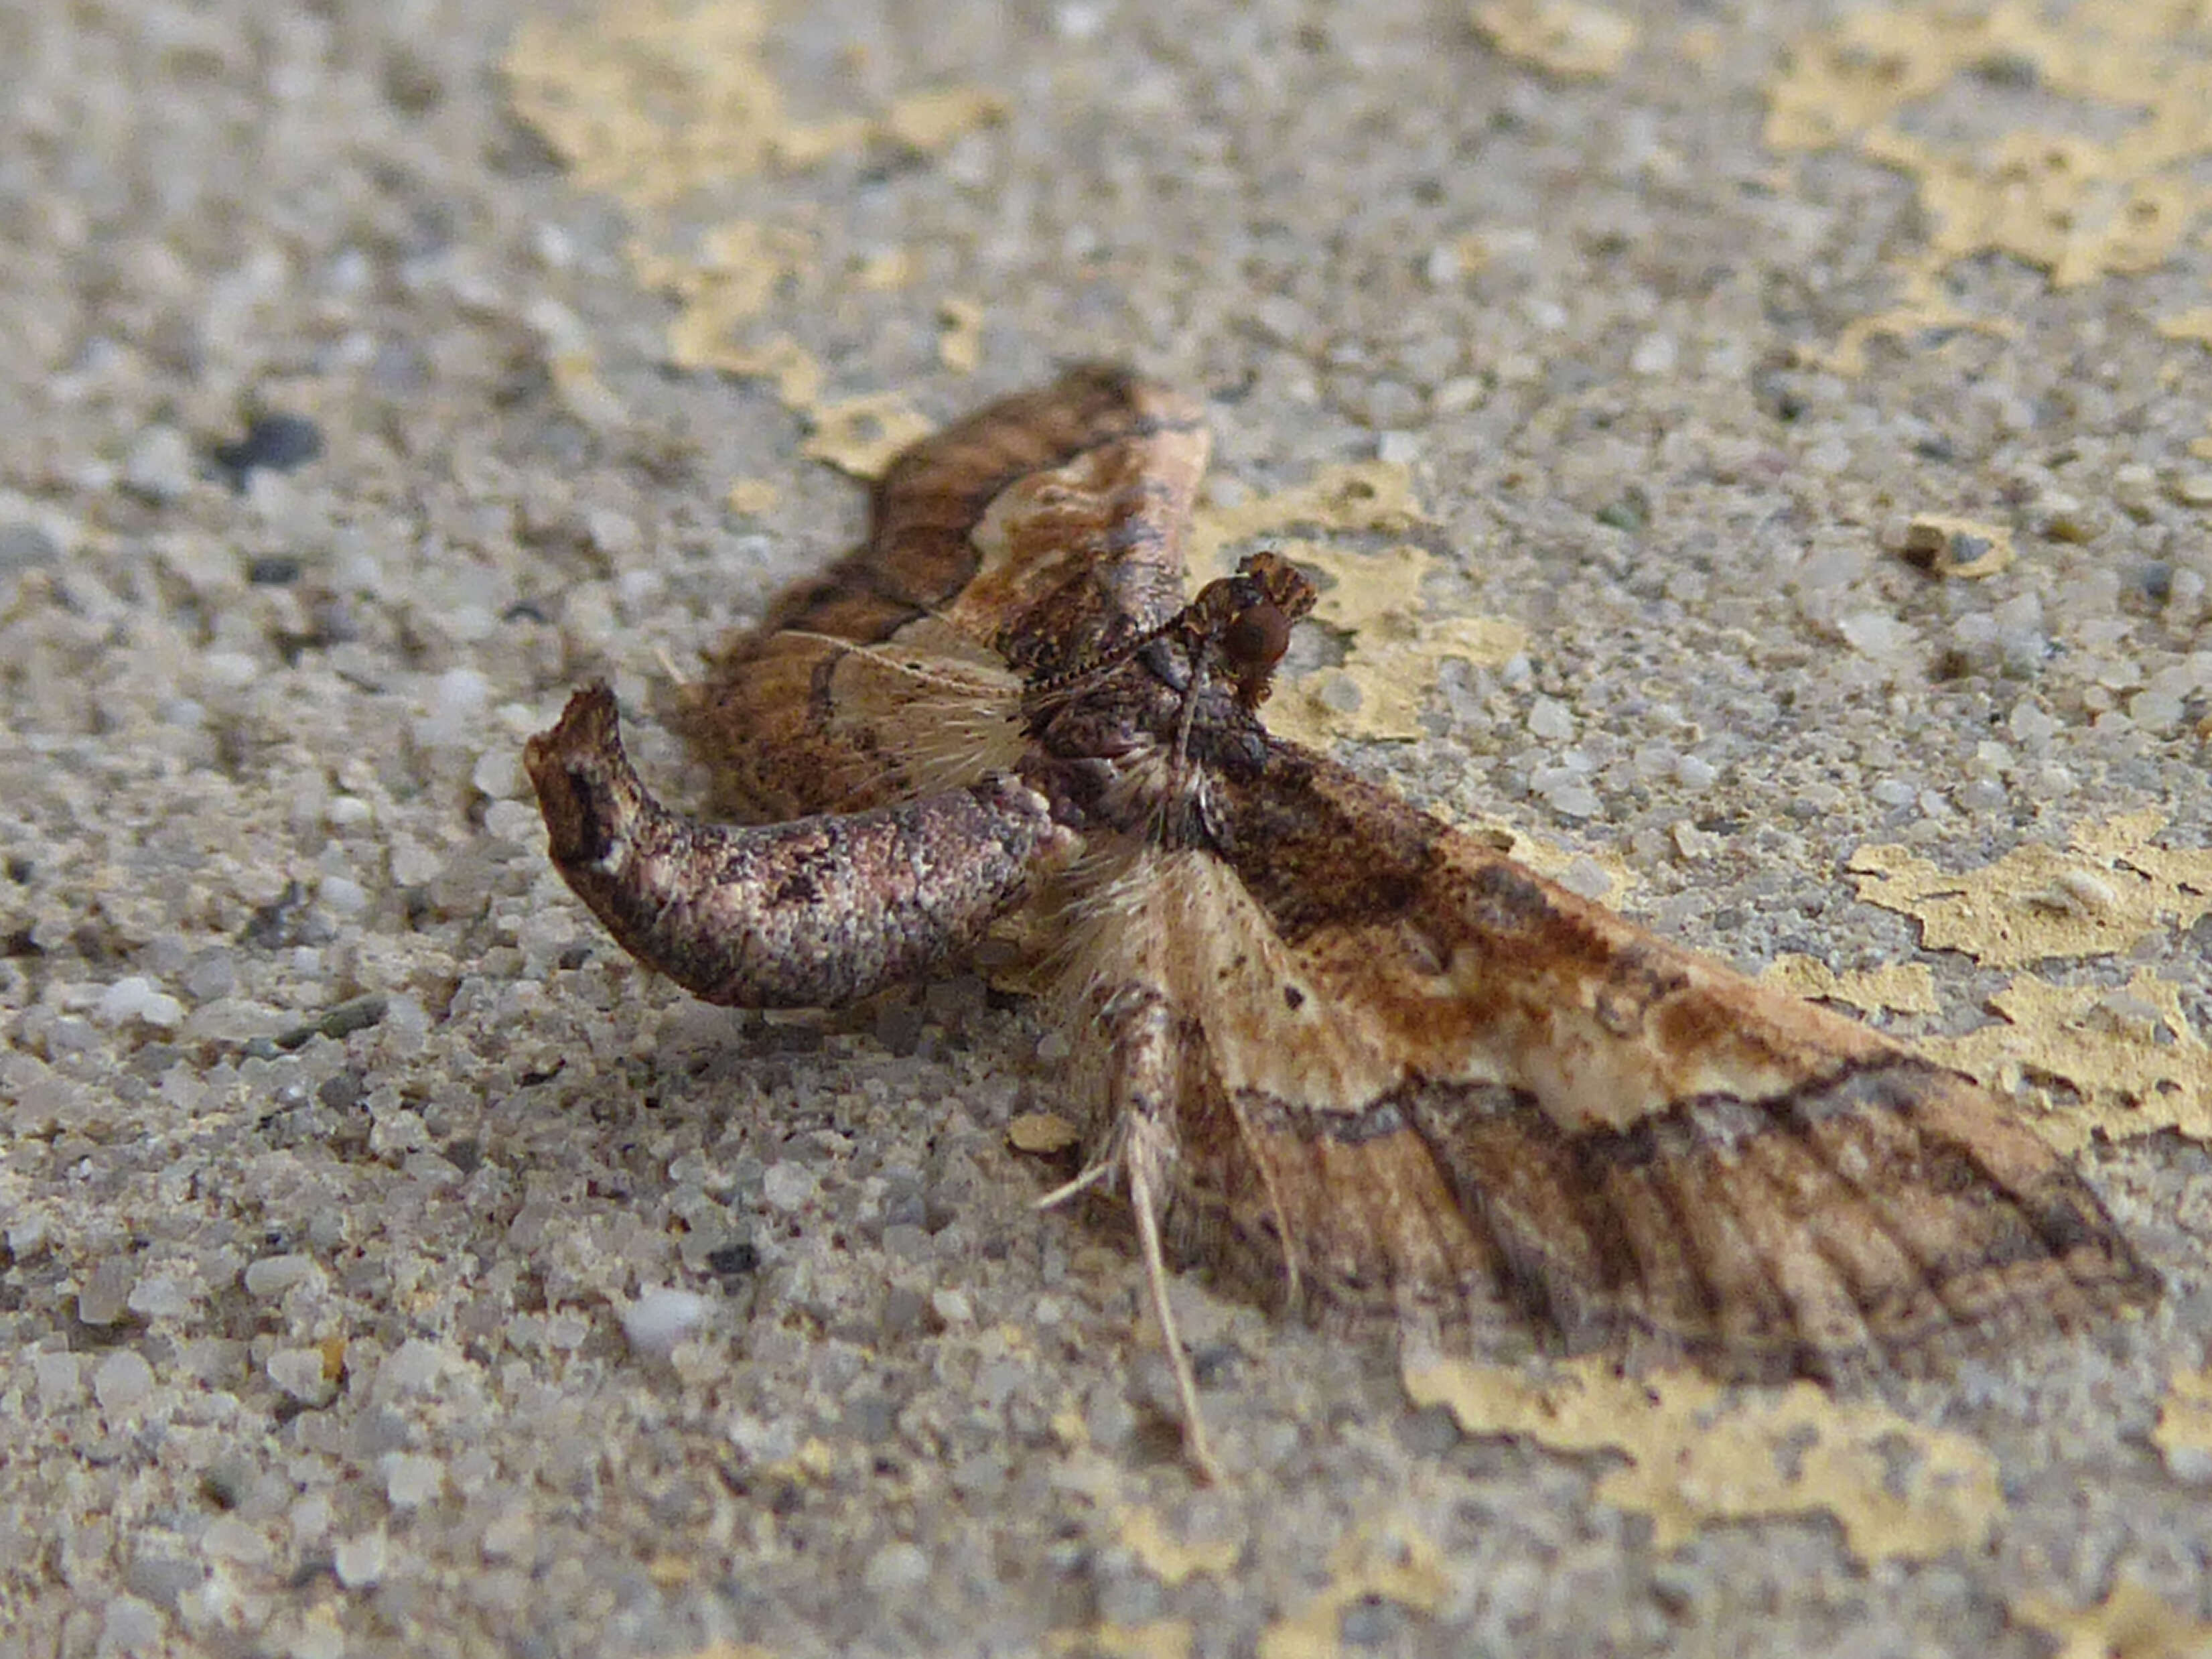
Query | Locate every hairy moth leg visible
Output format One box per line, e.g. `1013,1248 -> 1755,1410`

526,683 -> 1073,1008
1087,982 -> 1223,1482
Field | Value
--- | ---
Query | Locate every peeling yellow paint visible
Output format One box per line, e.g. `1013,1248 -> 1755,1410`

1923,970 -> 2212,1154
801,390 -> 937,480
939,296 -> 985,373
1268,541 -> 1528,745
1048,1621 -> 1194,1659
2151,1365 -> 2212,1479
1257,1520 -> 1448,1659
1008,1111 -> 1083,1156
1050,1397 -> 1090,1454
504,2 -> 1001,480
2156,306 -> 2212,348
1765,4 -> 2212,371
691,332 -> 826,408
1114,1505 -> 1239,1585
1849,811 -> 2212,968
1190,462 -> 1429,572
1188,464 -> 1521,742
1899,514 -> 2016,580
1403,1355 -> 2002,1561
882,85 -> 1008,152
505,1 -> 784,209
636,221 -> 817,368
1762,953 -> 1941,1016
724,478 -> 780,516
1472,0 -> 1637,80
853,247 -> 916,291
506,2 -> 1000,210
547,349 -> 629,431
2014,1580 -> 2212,1659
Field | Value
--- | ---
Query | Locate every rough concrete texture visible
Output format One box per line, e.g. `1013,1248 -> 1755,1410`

6,2 -> 2212,1656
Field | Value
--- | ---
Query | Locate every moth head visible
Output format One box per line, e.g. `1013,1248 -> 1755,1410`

1192,549 -> 1318,710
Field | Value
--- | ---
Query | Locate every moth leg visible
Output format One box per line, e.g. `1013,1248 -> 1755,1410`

526,683 -> 1073,1008
1097,983 -> 1223,1483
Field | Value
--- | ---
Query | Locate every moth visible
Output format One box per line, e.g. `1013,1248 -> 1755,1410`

526,365 -> 2158,1478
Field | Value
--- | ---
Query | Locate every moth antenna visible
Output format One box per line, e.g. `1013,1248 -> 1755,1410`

778,629 -> 1021,694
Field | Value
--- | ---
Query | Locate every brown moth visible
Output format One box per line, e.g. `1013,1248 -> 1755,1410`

525,365 -> 2158,1478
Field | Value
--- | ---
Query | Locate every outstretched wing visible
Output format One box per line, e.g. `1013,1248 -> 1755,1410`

1061,735 -> 2159,1380
681,366 -> 1209,818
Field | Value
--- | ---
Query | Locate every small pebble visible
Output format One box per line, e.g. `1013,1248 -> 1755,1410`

863,1541 -> 931,1596
93,1349 -> 155,1412
760,1163 -> 817,1213
2112,462 -> 2157,511
96,976 -> 184,1030
243,1253 -> 318,1298
268,1347 -> 331,1400
100,1595 -> 162,1654
620,1288 -> 710,1357
125,1274 -> 193,1319
333,1532 -> 387,1589
930,1288 -> 975,1326
0,519 -> 62,570
33,1350 -> 84,1409
415,667 -> 491,748
382,1452 -> 445,1508
1527,695 -> 1575,740
123,424 -> 196,503
1629,332 -> 1677,375
212,412 -> 325,484
318,875 -> 368,915
78,1260 -> 135,1326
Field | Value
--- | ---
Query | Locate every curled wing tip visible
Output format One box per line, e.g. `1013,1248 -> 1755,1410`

525,681 -> 642,870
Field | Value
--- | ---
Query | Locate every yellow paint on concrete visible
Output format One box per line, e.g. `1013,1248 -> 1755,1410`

801,390 -> 937,480
1472,1 -> 1637,80
1923,970 -> 2212,1154
1190,464 -> 1523,743
506,1 -> 1000,474
1850,810 -> 2212,968
1114,1505 -> 1241,1585
939,296 -> 985,373
1403,1354 -> 2002,1562
723,478 -> 779,516
2014,1580 -> 2212,1659
1257,1520 -> 1449,1659
1762,953 -> 1941,1016
1766,3 -> 2212,371
1048,1621 -> 1194,1659
2151,1365 -> 2212,1480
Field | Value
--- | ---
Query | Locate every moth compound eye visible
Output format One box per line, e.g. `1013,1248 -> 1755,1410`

1222,599 -> 1291,674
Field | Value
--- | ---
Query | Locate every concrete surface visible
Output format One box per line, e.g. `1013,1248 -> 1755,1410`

5,2 -> 2212,1656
